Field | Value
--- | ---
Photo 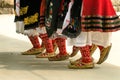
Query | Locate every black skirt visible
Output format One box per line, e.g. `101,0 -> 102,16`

62,0 -> 82,38
45,0 -> 70,37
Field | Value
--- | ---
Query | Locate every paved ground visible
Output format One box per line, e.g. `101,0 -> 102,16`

0,14 -> 120,80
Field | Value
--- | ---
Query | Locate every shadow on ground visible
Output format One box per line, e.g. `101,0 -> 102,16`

0,52 -> 120,70
0,52 -> 70,70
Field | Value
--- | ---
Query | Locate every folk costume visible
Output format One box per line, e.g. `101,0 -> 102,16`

35,0 -> 57,58
38,0 -> 70,60
14,0 -> 44,55
61,0 -> 120,69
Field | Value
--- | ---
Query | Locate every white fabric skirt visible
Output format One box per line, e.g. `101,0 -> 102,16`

67,32 -> 112,48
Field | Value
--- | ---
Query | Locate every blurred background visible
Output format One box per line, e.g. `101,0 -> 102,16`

0,0 -> 14,14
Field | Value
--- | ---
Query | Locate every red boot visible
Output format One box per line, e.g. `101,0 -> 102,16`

36,34 -> 55,58
69,44 -> 97,65
48,38 -> 69,61
21,35 -> 43,55
68,45 -> 94,69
